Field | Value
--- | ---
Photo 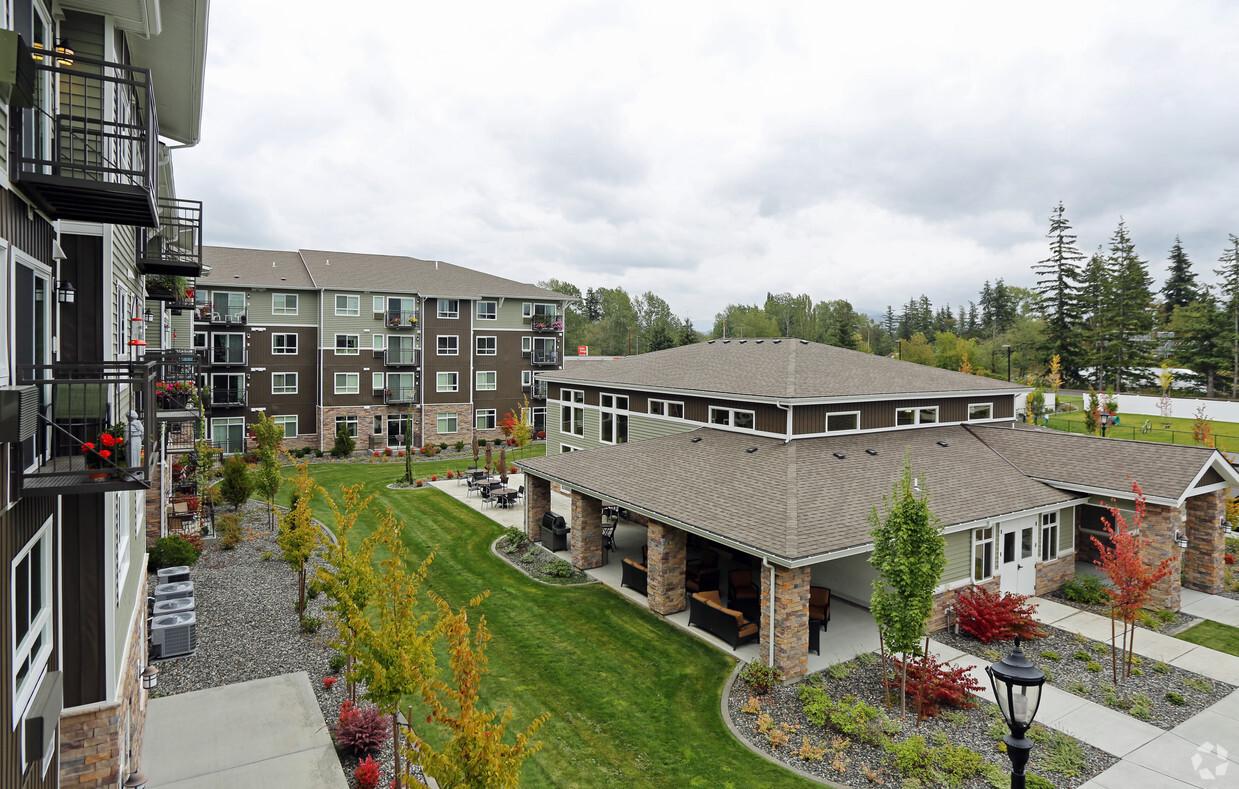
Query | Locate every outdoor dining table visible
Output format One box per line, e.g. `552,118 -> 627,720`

491,487 -> 518,508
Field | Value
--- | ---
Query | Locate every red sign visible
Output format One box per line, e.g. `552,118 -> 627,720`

578,345 -> 588,356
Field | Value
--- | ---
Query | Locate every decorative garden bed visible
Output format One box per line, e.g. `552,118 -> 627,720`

491,528 -> 594,586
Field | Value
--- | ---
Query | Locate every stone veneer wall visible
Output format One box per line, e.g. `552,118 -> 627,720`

144,465 -> 163,545
1185,490 -> 1225,594
1034,554 -> 1077,597
759,565 -> 811,679
570,490 -> 603,570
927,578 -> 998,634
422,403 -> 470,447
647,521 -> 686,615
526,476 -> 551,541
320,405 -> 419,453
1140,501 -> 1183,611
60,568 -> 148,787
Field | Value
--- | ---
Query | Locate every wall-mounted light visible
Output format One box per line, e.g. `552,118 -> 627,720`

140,664 -> 159,691
144,308 -> 154,323
55,280 -> 75,304
32,39 -> 74,66
1174,529 -> 1188,549
122,768 -> 146,789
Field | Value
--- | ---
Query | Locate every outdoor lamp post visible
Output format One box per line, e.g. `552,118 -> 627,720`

986,637 -> 1046,789
1100,409 -> 1110,438
896,339 -> 903,360
1002,344 -> 1012,382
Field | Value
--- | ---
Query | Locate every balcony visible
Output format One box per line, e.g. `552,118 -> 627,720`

384,346 -> 420,367
200,308 -> 247,326
147,348 -> 204,385
163,419 -> 200,455
384,310 -> 419,330
531,314 -> 563,333
9,46 -> 158,226
15,362 -> 156,496
209,345 -> 247,366
531,380 -> 548,400
210,388 -> 247,408
147,349 -> 204,425
532,350 -> 559,367
137,198 -> 204,276
384,386 -> 418,405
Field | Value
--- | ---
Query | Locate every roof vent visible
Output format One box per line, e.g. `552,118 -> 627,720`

691,437 -> 702,443
937,441 -> 949,447
833,452 -> 846,460
271,261 -> 276,267
722,339 -> 730,344
707,340 -> 715,344
865,449 -> 878,456
772,339 -> 781,343
746,447 -> 758,454
755,339 -> 764,343
738,339 -> 747,344
280,277 -> 286,281
325,259 -> 330,265
233,274 -> 239,279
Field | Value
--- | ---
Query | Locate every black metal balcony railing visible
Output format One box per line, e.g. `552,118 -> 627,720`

384,387 -> 417,405
137,198 -> 204,276
532,350 -> 559,366
210,388 -> 247,408
16,362 -> 156,496
384,346 -> 420,366
384,310 -> 419,330
531,315 -> 563,332
202,308 -> 247,326
210,345 -> 247,366
9,45 -> 158,226
164,419 -> 199,455
532,380 -> 548,400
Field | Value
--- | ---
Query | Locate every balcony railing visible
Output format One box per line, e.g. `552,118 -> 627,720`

210,345 -> 247,366
384,310 -> 419,330
9,45 -> 158,226
532,380 -> 548,400
384,346 -> 420,366
532,350 -> 559,366
200,308 -> 247,326
163,419 -> 200,455
384,387 -> 418,405
137,198 -> 204,276
210,388 -> 247,408
15,362 -> 156,496
211,436 -> 246,455
147,348 -> 204,385
531,315 -> 563,333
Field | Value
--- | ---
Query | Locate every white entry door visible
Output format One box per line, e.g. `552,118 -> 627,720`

999,516 -> 1038,596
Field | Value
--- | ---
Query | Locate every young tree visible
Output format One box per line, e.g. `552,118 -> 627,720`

401,403 -> 416,485
1032,203 -> 1085,379
278,462 -> 322,615
1085,388 -> 1100,435
250,413 -> 285,531
331,424 -> 357,458
219,456 -> 254,510
1161,236 -> 1199,323
869,455 -> 946,718
507,395 -> 533,458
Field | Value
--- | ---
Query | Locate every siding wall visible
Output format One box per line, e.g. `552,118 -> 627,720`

422,297 -> 470,407
246,288 -> 319,326
248,325 -> 319,435
810,552 -> 876,607
793,394 -> 1016,434
942,529 -> 973,583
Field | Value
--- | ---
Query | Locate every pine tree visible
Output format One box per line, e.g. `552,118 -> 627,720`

1080,248 -> 1111,388
1032,202 -> 1085,380
1215,235 -> 1239,397
1106,219 -> 1156,391
979,280 -> 995,335
1170,288 -> 1229,397
884,305 -> 896,339
1161,236 -> 1199,322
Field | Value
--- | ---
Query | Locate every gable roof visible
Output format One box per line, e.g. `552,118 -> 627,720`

518,425 -> 1078,565
202,247 -> 316,288
542,340 -> 1027,402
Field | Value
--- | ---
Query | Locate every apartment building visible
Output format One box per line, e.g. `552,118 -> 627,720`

160,247 -> 571,454
0,1 -> 208,787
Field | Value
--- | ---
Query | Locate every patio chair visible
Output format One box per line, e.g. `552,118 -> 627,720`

515,485 -> 524,503
601,521 -> 617,552
728,569 -> 759,610
479,487 -> 494,508
809,586 -> 831,631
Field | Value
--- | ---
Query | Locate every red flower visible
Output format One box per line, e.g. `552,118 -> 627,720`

99,433 -> 116,448
98,449 -> 111,459
81,442 -> 95,452
1226,554 -> 1235,566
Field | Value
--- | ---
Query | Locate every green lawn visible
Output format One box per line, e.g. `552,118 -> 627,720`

281,463 -> 816,789
1176,619 -> 1239,656
1046,393 -> 1239,452
324,442 -> 546,482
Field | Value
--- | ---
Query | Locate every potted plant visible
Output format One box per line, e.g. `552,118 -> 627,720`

81,425 -> 126,479
408,315 -> 418,326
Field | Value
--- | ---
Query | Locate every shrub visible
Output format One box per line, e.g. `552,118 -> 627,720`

354,756 -> 380,789
510,465 -> 518,473
1040,650 -> 1061,661
887,653 -> 984,716
300,614 -> 322,633
323,676 -> 337,690
439,442 -> 448,451
328,653 -> 346,673
1227,554 -> 1235,565
372,450 -> 380,459
149,535 -> 201,571
217,513 -> 243,550
332,701 -> 389,757
415,479 -> 424,487
493,438 -> 503,446
544,558 -> 574,578
537,430 -> 546,439
1062,575 -> 1110,604
1086,661 -> 1102,673
430,474 -> 438,482
219,456 -> 254,510
954,586 -> 1046,643
261,551 -> 273,561
741,696 -> 762,715
888,735 -> 985,787
330,427 -> 356,458
739,662 -> 784,695
455,440 -> 465,452
384,446 -> 393,457
1131,693 -> 1152,719
314,449 -> 324,458
1072,649 -> 1091,661
1183,677 -> 1213,693
1165,691 -> 1186,705
793,736 -> 828,761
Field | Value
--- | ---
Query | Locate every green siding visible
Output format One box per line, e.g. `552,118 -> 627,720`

320,289 -> 399,342
628,414 -> 696,442
1060,505 -> 1075,551
942,529 -> 972,583
112,491 -> 143,672
246,289 -> 319,326
478,298 -> 528,330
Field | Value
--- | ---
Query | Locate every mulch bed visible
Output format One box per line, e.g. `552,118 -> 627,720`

492,535 -> 594,585
1046,590 -> 1200,634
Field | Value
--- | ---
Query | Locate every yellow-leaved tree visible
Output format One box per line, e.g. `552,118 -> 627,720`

316,481 -> 379,703
278,462 -> 321,615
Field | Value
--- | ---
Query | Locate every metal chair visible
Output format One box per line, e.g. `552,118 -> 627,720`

602,521 -> 617,552
479,487 -> 494,508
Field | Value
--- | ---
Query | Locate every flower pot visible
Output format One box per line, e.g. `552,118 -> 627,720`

88,471 -> 109,481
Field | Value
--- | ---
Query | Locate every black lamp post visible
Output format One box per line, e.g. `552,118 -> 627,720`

986,637 -> 1046,789
1002,344 -> 1012,382
1099,409 -> 1110,438
896,339 -> 903,360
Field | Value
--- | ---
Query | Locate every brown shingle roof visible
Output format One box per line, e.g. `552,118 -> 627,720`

202,247 -> 315,288
543,340 -> 1027,401
518,425 -> 1077,563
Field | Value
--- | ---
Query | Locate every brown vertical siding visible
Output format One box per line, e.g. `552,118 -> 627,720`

247,326 -> 319,435
794,395 -> 1015,434
60,494 -> 106,708
471,332 -> 534,425
0,189 -> 54,264
421,298 -> 470,406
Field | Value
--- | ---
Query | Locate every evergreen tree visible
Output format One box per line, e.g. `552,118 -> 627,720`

1170,288 -> 1229,397
1032,202 -> 1085,380
1106,219 -> 1156,391
825,300 -> 859,350
884,305 -> 896,339
991,278 -> 1017,334
678,318 -> 699,346
979,280 -> 995,335
583,287 -> 601,322
1215,235 -> 1239,397
1161,237 -> 1199,322
1080,247 -> 1111,388
219,456 -> 254,511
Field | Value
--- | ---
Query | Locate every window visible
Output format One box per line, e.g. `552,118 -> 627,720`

896,406 -> 939,426
476,371 -> 497,391
649,399 -> 685,418
437,299 -> 459,319
521,370 -> 533,388
335,415 -> 359,437
373,415 -> 384,435
709,406 -> 756,430
272,373 -> 298,394
438,413 -> 458,433
532,336 -> 557,364
561,444 -> 580,453
973,526 -> 995,581
272,333 -> 297,355
476,336 -> 497,356
335,294 -> 360,316
272,293 -> 299,315
212,291 -> 245,322
476,409 -> 497,430
193,332 -> 207,349
521,336 -> 533,353
335,334 -> 359,355
13,520 -> 53,729
968,403 -> 993,421
826,412 -> 860,432
561,389 -> 584,437
272,415 -> 298,438
437,335 -> 459,356
334,373 -> 359,394
1040,512 -> 1060,562
522,302 -> 533,318
437,372 -> 459,392
372,334 -> 385,351
476,301 -> 497,320
372,372 -> 385,392
600,394 -> 629,444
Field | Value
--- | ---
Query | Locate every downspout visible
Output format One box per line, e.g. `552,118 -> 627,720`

776,400 -> 792,444
762,557 -> 775,667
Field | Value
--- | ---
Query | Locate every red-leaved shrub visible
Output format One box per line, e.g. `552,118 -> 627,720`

355,756 -> 380,789
323,676 -> 336,690
537,430 -> 546,439
430,474 -> 438,481
1227,554 -> 1235,566
954,586 -> 1046,644
888,653 -> 984,716
332,701 -> 390,757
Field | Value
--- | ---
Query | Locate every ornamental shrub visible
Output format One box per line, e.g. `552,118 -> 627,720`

217,513 -> 243,550
739,662 -> 783,695
454,440 -> 465,452
354,756 -> 380,789
219,456 -> 253,511
439,442 -> 448,451
330,426 -> 356,458
955,586 -> 1046,643
1062,575 -> 1110,605
332,701 -> 390,757
148,535 -> 201,571
887,653 -> 985,716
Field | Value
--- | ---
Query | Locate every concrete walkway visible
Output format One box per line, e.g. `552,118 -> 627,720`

1181,587 -> 1239,628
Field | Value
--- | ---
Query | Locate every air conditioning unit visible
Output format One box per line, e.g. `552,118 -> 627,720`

153,581 -> 194,603
157,565 -> 191,584
151,597 -> 194,617
0,385 -> 38,443
150,611 -> 197,659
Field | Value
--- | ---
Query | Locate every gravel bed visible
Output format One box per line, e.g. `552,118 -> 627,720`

151,501 -> 408,789
492,535 -> 594,585
728,655 -> 1116,788
933,626 -> 1234,729
1045,590 -> 1200,634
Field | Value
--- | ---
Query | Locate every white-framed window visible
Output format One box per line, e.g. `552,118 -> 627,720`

476,301 -> 497,320
476,371 -> 497,391
973,526 -> 995,581
115,492 -> 134,596
272,415 -> 298,438
272,372 -> 298,394
12,518 -> 53,729
373,415 -> 384,435
476,409 -> 497,430
709,406 -> 755,430
600,393 -> 629,444
1040,512 -> 1060,562
476,336 -> 497,356
335,294 -> 360,316
522,302 -> 533,318
335,334 -> 359,355
372,334 -> 385,351
272,293 -> 299,315
193,331 -> 207,349
561,443 -> 580,453
521,336 -> 532,353
521,370 -> 533,388
561,389 -> 585,437
437,372 -> 459,392
968,403 -> 993,421
437,299 -> 459,319
437,335 -> 459,355
334,373 -> 359,394
335,415 -> 359,437
897,406 -> 939,426
272,333 -> 297,355
372,372 -> 385,392
826,412 -> 861,432
373,295 -> 385,313
438,413 -> 458,433
649,399 -> 686,419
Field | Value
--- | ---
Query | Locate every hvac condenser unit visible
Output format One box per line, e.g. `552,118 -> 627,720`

153,581 -> 194,603
150,612 -> 197,659
157,565 -> 191,584
151,597 -> 194,616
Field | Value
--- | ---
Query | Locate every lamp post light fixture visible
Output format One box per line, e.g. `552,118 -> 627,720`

986,637 -> 1046,789
143,307 -> 154,323
1174,529 -> 1189,549
1099,409 -> 1110,438
1002,344 -> 1012,382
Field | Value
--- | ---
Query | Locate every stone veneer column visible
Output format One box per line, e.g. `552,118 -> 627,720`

1185,490 -> 1226,594
1141,501 -> 1183,611
570,490 -> 603,570
759,564 -> 811,679
525,476 -> 551,541
647,521 -> 687,615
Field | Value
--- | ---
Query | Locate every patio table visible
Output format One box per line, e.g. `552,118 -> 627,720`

491,487 -> 518,508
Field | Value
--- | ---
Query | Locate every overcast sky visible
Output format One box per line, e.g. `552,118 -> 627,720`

174,1 -> 1239,327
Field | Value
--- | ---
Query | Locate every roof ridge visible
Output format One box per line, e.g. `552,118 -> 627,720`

962,424 -> 1028,476
298,250 -> 317,288
786,341 -> 796,398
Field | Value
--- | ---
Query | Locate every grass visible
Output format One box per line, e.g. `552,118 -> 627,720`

1046,393 -> 1239,452
282,463 -> 813,788
325,442 -> 547,482
1176,619 -> 1239,657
